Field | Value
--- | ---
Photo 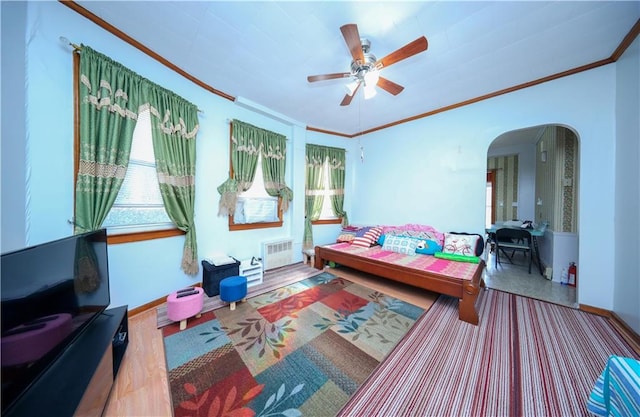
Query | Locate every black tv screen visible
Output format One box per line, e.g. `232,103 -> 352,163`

1,229 -> 111,413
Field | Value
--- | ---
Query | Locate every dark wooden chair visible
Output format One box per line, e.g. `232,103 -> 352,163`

494,227 -> 532,273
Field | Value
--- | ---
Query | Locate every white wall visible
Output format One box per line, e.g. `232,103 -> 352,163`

351,65 -> 618,312
614,35 -> 640,333
1,2 -> 27,252
487,142 -> 536,221
0,2 -> 355,309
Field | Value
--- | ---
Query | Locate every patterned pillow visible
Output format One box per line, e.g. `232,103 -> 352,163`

442,233 -> 481,257
336,232 -> 356,243
352,226 -> 383,248
382,235 -> 418,256
448,232 -> 484,256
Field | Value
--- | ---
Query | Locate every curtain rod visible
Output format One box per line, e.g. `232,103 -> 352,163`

60,36 -> 203,114
60,36 -> 81,51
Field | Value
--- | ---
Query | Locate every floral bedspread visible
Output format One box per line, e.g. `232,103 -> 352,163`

323,243 -> 481,281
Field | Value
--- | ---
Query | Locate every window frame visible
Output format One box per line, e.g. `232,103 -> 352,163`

73,52 -> 184,244
227,123 -> 283,231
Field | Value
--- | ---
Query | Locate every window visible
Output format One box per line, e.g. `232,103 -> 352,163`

232,155 -> 279,225
223,121 -> 287,231
305,144 -> 345,226
73,50 -> 187,245
316,159 -> 339,222
101,109 -> 175,234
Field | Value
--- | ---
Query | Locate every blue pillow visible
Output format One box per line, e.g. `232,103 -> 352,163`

415,239 -> 442,255
377,234 -> 386,246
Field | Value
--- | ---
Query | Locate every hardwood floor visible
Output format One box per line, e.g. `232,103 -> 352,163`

103,308 -> 172,416
102,264 -> 439,416
329,265 -> 439,309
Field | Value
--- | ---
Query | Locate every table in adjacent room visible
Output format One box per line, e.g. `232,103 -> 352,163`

486,224 -> 545,275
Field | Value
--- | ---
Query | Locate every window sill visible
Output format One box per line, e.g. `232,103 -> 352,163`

311,218 -> 342,225
107,228 -> 185,244
229,219 -> 284,231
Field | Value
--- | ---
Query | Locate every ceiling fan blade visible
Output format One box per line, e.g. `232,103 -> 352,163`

340,82 -> 361,106
340,24 -> 364,63
307,73 -> 351,83
377,36 -> 428,69
377,77 -> 404,95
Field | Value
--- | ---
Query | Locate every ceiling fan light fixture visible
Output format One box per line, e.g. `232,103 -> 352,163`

363,84 -> 377,100
363,68 -> 380,87
345,80 -> 359,96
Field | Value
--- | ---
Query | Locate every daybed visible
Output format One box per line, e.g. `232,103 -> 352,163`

313,226 -> 486,325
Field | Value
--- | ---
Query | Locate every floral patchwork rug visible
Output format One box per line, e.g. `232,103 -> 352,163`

162,272 -> 425,417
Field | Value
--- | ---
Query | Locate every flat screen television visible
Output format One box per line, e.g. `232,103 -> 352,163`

1,229 -> 111,414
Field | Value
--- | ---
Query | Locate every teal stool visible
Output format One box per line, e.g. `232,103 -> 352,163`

219,275 -> 248,310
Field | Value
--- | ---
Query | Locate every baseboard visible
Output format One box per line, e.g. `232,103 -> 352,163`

128,262 -> 310,318
128,283 -> 202,317
579,303 -> 610,317
610,311 -> 640,356
579,303 -> 640,356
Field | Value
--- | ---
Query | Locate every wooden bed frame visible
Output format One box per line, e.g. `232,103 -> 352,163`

314,245 -> 486,325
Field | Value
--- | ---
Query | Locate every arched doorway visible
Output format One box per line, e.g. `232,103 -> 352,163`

484,124 -> 579,308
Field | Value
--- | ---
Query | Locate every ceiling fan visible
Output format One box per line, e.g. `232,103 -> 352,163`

307,23 -> 428,106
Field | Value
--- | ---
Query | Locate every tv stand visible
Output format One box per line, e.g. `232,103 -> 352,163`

5,306 -> 128,417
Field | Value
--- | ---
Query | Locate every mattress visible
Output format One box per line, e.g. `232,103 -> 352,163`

323,242 -> 481,281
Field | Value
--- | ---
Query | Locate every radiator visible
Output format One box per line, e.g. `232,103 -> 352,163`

261,239 -> 293,270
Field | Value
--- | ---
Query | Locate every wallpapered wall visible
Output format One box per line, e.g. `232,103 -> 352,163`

535,126 -> 578,233
487,126 -> 578,232
487,155 -> 519,222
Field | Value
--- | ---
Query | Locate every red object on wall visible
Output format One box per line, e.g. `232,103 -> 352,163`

568,262 -> 577,287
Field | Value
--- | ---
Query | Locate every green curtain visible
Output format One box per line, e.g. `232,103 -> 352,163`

75,46 -> 141,233
303,144 -> 327,250
217,120 -> 293,216
74,238 -> 101,294
217,120 -> 260,216
326,146 -> 348,226
261,128 -> 293,213
146,87 -> 200,275
232,120 -> 261,190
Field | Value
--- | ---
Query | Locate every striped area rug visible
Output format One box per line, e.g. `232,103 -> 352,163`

157,262 -> 324,328
338,289 -> 639,417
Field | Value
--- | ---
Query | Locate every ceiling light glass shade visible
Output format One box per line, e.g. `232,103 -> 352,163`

363,84 -> 377,100
344,80 -> 359,96
363,69 -> 380,87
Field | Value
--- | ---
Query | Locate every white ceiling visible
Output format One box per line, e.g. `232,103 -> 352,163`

76,1 -> 639,136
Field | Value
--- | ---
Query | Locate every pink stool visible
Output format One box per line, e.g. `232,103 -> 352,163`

166,287 -> 204,330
